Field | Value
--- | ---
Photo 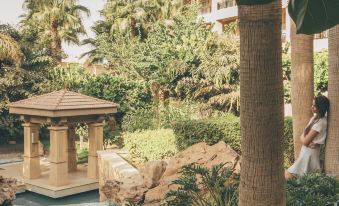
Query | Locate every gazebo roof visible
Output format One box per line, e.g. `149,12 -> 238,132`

9,90 -> 118,117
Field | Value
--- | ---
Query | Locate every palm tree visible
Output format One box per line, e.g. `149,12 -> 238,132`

324,25 -> 339,177
0,33 -> 23,67
238,0 -> 285,205
21,0 -> 90,63
290,22 -> 314,159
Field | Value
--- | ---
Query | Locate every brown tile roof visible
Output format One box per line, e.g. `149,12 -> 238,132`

8,90 -> 118,117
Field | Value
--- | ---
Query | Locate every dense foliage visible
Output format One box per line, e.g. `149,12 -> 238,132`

123,128 -> 177,163
165,163 -> 239,206
84,4 -> 240,115
286,173 -> 339,205
166,166 -> 338,206
82,74 -> 152,124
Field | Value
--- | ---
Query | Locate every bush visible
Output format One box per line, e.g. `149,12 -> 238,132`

123,129 -> 177,163
174,114 -> 240,153
173,115 -> 294,161
284,116 -> 294,168
165,163 -> 239,206
287,173 -> 339,206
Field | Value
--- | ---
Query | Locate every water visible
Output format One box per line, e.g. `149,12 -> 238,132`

13,190 -> 105,206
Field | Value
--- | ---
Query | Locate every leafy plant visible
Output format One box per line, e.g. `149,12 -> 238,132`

286,173 -> 339,206
123,129 -> 177,163
165,163 -> 239,206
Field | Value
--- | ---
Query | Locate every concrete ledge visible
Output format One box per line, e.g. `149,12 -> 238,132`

25,182 -> 98,198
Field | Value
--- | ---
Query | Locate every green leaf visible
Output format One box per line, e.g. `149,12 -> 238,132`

236,0 -> 274,6
288,0 -> 339,34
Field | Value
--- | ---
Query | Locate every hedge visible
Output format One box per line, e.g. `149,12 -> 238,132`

174,114 -> 294,166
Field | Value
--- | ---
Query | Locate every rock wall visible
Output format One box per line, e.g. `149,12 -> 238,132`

98,141 -> 240,206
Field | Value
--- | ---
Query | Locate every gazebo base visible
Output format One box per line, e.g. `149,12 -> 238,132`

0,161 -> 98,198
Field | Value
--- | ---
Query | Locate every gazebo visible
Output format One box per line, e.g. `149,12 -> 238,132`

8,90 -> 118,188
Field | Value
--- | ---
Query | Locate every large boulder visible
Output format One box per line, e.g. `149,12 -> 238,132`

140,160 -> 168,189
0,176 -> 17,205
143,141 -> 240,206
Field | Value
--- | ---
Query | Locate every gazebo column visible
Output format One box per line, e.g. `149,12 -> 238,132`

87,122 -> 104,179
48,125 -> 69,186
23,123 -> 41,180
67,125 -> 77,172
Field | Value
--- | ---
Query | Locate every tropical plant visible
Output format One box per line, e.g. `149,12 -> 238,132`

286,173 -> 339,205
165,163 -> 239,206
21,0 -> 90,62
0,33 -> 23,68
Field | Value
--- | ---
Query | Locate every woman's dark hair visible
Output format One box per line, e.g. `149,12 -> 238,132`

314,95 -> 330,118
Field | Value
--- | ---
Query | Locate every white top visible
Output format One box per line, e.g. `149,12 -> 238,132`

310,117 -> 327,144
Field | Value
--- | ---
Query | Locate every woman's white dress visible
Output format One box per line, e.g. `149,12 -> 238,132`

287,116 -> 327,175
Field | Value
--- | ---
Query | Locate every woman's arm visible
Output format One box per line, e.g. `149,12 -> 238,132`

300,129 -> 319,146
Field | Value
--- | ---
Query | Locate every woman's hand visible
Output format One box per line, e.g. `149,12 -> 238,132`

301,129 -> 319,146
308,142 -> 318,149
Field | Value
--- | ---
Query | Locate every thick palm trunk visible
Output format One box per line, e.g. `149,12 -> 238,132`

324,25 -> 339,176
290,22 -> 314,159
238,1 -> 285,205
50,20 -> 62,63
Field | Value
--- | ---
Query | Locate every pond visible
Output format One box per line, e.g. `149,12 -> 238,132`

13,190 -> 105,206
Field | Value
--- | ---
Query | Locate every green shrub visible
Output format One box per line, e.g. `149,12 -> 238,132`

284,116 -> 294,168
123,129 -> 177,163
77,148 -> 88,164
287,173 -> 339,206
173,114 -> 240,153
165,163 -> 239,206
173,115 -> 294,161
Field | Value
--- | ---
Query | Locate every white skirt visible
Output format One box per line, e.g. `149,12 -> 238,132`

287,145 -> 321,175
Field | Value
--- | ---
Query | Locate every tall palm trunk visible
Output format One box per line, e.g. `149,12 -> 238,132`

290,22 -> 314,159
50,20 -> 62,63
324,25 -> 339,177
238,1 -> 285,205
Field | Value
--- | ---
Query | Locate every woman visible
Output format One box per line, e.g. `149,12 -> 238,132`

285,95 -> 330,179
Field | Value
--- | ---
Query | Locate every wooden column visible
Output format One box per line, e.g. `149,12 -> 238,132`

67,125 -> 77,172
87,122 -> 104,179
23,123 -> 41,180
48,126 -> 69,186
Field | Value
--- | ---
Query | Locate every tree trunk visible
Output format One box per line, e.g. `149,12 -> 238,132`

50,20 -> 62,63
238,1 -> 285,205
324,25 -> 339,177
290,22 -> 314,159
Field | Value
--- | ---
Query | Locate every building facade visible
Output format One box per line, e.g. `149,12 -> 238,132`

195,0 -> 328,51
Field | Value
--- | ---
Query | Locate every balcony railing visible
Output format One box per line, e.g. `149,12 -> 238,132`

217,0 -> 236,9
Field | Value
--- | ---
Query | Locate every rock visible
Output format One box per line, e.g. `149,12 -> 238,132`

98,150 -> 148,205
143,141 -> 240,205
0,176 -> 17,205
140,160 -> 168,189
